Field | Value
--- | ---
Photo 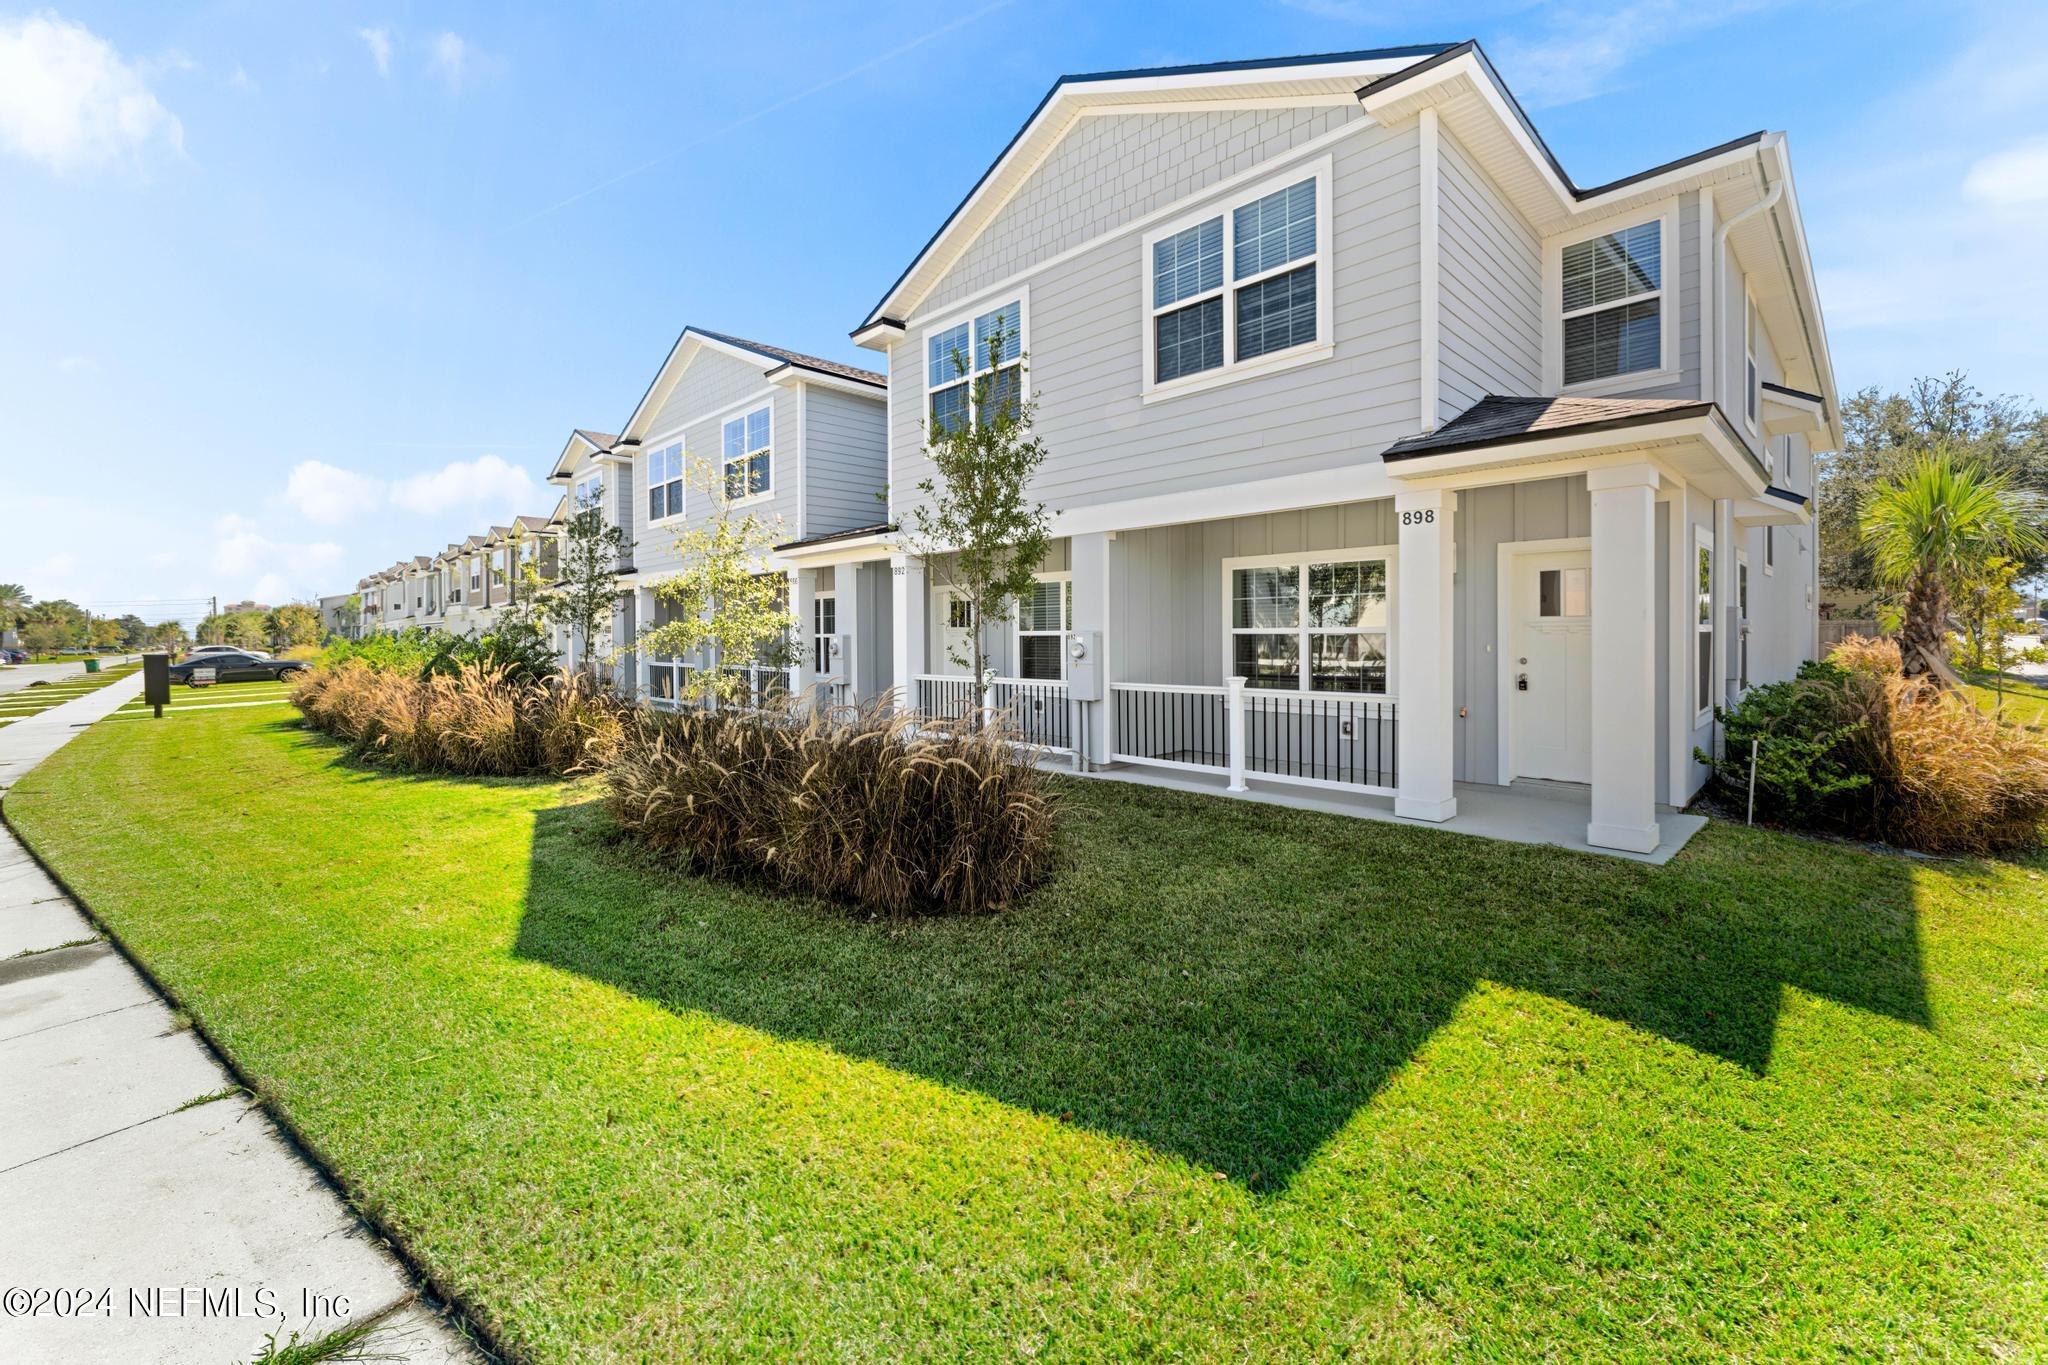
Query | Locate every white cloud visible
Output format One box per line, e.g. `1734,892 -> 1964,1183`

284,460 -> 386,525
210,514 -> 343,600
0,12 -> 184,172
427,31 -> 467,90
1963,138 -> 2048,208
388,454 -> 534,516
1492,0 -> 1780,109
357,26 -> 392,77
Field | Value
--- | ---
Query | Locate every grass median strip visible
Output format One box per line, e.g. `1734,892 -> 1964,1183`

6,702 -> 2046,1361
0,663 -> 143,721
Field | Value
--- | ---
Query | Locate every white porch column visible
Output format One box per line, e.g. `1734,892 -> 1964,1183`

788,566 -> 816,702
1394,487 -> 1456,821
890,554 -> 927,714
1587,463 -> 1663,854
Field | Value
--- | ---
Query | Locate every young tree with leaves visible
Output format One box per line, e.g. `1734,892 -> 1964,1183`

1859,448 -> 2046,681
538,485 -> 629,676
904,317 -> 1052,700
634,456 -> 794,706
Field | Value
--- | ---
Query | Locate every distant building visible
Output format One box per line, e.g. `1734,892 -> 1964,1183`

221,600 -> 272,614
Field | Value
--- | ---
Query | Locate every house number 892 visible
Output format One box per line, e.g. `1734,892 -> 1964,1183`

1400,509 -> 1436,526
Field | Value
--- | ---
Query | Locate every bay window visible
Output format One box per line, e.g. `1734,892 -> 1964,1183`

1016,576 -> 1071,681
926,299 -> 1023,434
1561,219 -> 1663,386
1226,552 -> 1390,693
647,441 -> 684,522
722,407 -> 771,499
1145,164 -> 1327,393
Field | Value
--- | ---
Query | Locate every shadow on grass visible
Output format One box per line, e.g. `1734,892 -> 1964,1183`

507,778 -> 1931,1190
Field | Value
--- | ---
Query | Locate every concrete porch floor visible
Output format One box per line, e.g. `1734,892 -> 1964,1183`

1077,764 -> 1708,865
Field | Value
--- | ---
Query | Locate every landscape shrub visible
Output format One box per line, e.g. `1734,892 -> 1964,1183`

1703,634 -> 2048,853
290,659 -> 625,777
604,700 -> 1059,915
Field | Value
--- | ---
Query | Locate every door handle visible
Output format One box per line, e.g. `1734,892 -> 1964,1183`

1516,673 -> 1529,692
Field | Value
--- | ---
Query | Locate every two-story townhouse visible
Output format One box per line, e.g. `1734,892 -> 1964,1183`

848,43 -> 1836,858
551,332 -> 892,705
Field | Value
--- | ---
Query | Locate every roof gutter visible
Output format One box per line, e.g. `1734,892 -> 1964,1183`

1711,152 -> 1783,431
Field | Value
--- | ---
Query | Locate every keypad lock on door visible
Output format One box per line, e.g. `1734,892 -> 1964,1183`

1516,656 -> 1529,692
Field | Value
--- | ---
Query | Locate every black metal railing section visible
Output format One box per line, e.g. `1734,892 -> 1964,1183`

1109,685 -> 1229,770
1243,693 -> 1396,789
991,679 -> 1072,751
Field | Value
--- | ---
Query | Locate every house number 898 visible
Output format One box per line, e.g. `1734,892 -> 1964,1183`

1401,509 -> 1436,526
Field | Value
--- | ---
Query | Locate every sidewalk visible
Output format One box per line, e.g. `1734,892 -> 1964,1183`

0,673 -> 479,1363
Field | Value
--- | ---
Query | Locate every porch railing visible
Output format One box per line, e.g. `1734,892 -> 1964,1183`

1111,679 -> 1396,794
912,674 -> 1075,755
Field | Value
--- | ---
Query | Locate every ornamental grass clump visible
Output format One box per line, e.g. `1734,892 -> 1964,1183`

289,659 -> 625,777
1704,634 -> 2048,854
603,699 -> 1059,915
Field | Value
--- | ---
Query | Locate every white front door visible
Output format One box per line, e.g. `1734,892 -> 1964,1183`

936,590 -> 976,674
1509,550 -> 1593,783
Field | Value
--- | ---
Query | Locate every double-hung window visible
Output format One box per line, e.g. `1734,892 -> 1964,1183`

1146,166 -> 1325,392
574,474 -> 603,513
647,441 -> 684,522
1561,219 -> 1663,386
1227,552 -> 1390,693
722,407 -> 771,499
926,299 -> 1022,435
1016,576 -> 1071,681
1695,529 -> 1715,722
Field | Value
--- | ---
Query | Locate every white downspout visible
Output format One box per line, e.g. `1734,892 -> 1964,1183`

1711,166 -> 1783,417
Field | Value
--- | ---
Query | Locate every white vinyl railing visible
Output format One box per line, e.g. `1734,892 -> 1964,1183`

1111,678 -> 1397,795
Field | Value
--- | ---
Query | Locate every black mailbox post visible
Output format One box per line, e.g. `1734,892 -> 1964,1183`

142,652 -> 171,719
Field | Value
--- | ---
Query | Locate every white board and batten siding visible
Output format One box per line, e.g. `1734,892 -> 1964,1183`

889,105 -> 1425,522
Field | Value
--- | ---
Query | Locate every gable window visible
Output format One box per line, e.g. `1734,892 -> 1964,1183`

647,441 -> 684,522
1695,528 -> 1715,723
926,299 -> 1023,434
722,407 -> 771,499
1226,551 -> 1390,694
1016,575 -> 1071,681
1145,165 -> 1327,393
1561,220 -> 1663,386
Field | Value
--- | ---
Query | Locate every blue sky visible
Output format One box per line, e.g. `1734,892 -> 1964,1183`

3,1 -> 2045,621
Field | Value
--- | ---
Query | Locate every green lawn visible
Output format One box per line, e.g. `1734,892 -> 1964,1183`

7,705 -> 2046,1361
1964,671 -> 2048,730
0,660 -> 143,727
112,677 -> 298,715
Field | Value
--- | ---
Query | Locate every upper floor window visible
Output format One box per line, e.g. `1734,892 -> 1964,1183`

926,299 -> 1022,435
723,407 -> 771,500
1561,220 -> 1662,386
1744,293 -> 1760,430
647,441 -> 684,522
574,474 -> 603,513
1145,167 -> 1326,393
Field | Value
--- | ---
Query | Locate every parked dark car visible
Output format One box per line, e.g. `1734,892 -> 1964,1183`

168,652 -> 309,686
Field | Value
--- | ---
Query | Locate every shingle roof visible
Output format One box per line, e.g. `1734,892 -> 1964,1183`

513,514 -> 552,532
572,429 -> 618,449
697,331 -> 886,388
1382,395 -> 1712,460
773,522 -> 896,553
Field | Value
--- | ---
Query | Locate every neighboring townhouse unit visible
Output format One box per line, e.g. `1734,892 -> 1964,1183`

551,331 -> 891,705
845,43 -> 1835,856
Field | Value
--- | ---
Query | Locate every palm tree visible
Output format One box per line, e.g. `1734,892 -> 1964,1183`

0,583 -> 28,630
1860,448 -> 2046,680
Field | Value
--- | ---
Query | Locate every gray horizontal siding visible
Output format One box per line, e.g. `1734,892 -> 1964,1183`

631,346 -> 796,574
802,386 -> 889,537
1437,126 -> 1541,420
892,119 -> 1423,522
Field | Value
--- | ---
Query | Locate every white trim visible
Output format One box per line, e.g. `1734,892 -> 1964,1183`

642,438 -> 688,530
896,120 -> 1372,335
1077,93 -> 1360,115
1051,462 -> 1402,539
1493,535 -> 1593,786
1418,107 -> 1441,433
1542,198 -> 1682,395
1220,544 -> 1396,698
793,379 -> 807,540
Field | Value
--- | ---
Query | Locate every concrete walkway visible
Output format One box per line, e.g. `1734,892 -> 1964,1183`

0,674 -> 480,1363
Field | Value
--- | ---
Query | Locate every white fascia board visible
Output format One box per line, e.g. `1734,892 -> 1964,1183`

852,320 -> 904,352
618,330 -> 777,443
773,532 -> 902,566
1050,464 -> 1403,539
550,431 -> 600,481
765,366 -> 886,398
